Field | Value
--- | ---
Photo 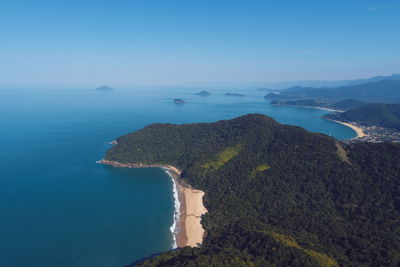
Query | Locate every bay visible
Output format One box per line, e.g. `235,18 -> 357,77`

0,88 -> 355,267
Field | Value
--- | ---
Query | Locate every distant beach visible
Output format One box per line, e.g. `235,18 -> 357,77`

273,103 -> 343,113
328,120 -> 366,138
97,159 -> 207,248
277,105 -> 364,139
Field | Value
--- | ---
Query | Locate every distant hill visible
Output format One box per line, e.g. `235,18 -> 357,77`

195,74 -> 400,90
346,73 -> 400,86
225,92 -> 244,97
254,74 -> 400,90
271,98 -> 365,111
329,99 -> 365,110
96,85 -> 114,92
105,114 -> 400,266
283,86 -> 318,93
325,103 -> 400,130
195,90 -> 211,96
271,99 -> 328,108
266,80 -> 400,103
256,88 -> 274,91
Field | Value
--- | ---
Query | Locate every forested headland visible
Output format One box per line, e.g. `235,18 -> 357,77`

105,114 -> 400,266
324,103 -> 400,130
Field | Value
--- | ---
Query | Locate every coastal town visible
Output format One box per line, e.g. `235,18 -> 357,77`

344,123 -> 400,143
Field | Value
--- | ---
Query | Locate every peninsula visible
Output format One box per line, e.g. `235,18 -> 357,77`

103,114 -> 400,267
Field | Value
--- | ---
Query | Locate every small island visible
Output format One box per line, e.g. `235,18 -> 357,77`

195,90 -> 211,96
225,92 -> 244,97
173,99 -> 186,104
96,85 -> 114,92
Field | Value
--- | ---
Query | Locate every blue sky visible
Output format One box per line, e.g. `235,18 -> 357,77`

0,0 -> 399,88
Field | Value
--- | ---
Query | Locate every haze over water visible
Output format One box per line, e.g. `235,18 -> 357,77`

0,88 -> 355,267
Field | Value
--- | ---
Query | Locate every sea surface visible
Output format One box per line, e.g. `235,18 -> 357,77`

0,88 -> 355,267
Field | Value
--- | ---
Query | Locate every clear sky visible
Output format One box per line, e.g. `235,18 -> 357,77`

1,0 -> 399,88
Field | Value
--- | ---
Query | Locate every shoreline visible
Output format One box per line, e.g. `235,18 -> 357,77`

97,159 -> 207,248
294,105 -> 343,112
272,104 -> 365,140
326,119 -> 366,139
272,103 -> 343,113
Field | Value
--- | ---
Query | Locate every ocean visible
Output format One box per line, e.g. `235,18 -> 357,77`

0,88 -> 355,267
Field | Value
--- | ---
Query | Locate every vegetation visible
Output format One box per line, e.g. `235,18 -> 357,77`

329,99 -> 365,110
325,103 -> 400,130
271,99 -> 365,111
202,144 -> 242,170
250,164 -> 270,178
105,114 -> 400,266
271,99 -> 327,108
267,231 -> 338,267
265,80 -> 400,103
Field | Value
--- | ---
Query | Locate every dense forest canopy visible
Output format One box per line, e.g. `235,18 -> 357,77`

329,99 -> 365,110
105,114 -> 400,267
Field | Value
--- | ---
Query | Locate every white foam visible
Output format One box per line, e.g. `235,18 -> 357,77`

165,169 -> 180,249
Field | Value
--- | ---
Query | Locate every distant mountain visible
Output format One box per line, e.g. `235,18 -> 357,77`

225,92 -> 244,97
252,74 -> 400,90
283,86 -> 318,93
266,80 -> 400,103
187,74 -> 400,90
346,74 -> 400,86
195,90 -> 211,96
271,98 -> 365,111
325,103 -> 400,130
256,88 -> 274,91
329,99 -> 365,110
271,99 -> 328,108
96,85 -> 114,92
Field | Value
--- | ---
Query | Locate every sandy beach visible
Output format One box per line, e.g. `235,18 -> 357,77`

329,120 -> 366,138
177,183 -> 207,247
98,160 -> 207,248
300,106 -> 343,113
272,103 -> 343,113
182,188 -> 207,247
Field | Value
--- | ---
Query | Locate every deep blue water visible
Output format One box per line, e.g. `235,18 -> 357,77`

0,88 -> 355,267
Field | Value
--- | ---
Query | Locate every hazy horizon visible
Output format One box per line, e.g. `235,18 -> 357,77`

1,0 -> 399,88
2,73 -> 399,91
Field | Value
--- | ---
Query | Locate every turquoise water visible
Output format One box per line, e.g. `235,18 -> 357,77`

0,89 -> 355,267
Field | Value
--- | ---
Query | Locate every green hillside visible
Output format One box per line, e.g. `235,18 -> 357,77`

325,103 -> 400,130
105,114 -> 400,266
270,99 -> 365,111
265,80 -> 400,103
